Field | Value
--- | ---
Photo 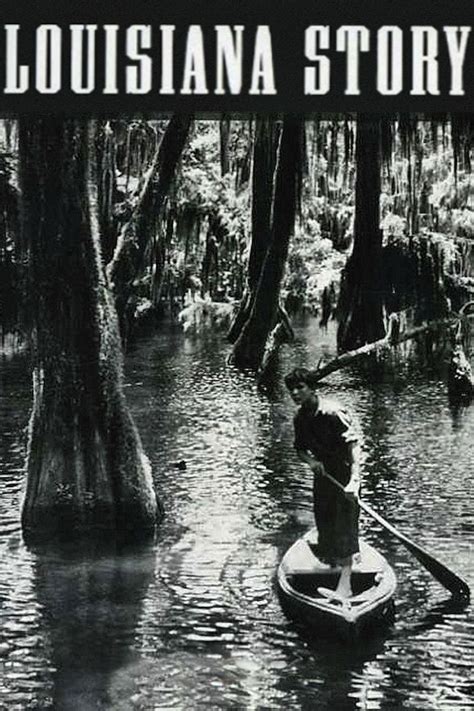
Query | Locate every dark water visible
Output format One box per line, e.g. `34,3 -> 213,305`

1,319 -> 473,710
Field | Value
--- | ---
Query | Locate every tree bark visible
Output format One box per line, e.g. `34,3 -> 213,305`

219,114 -> 231,176
107,114 -> 193,339
232,116 -> 302,370
337,116 -> 385,351
20,118 -> 160,541
227,116 -> 280,344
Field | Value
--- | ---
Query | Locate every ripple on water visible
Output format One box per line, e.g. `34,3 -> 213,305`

1,325 -> 474,709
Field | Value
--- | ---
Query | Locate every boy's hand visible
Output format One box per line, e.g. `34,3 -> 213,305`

344,480 -> 360,502
310,461 -> 326,477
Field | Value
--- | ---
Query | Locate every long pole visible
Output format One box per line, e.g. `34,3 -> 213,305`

323,471 -> 470,601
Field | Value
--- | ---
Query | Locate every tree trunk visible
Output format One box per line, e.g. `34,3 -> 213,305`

232,116 -> 302,370
107,114 -> 193,340
20,118 -> 160,541
219,114 -> 231,176
337,116 -> 385,351
227,117 -> 279,343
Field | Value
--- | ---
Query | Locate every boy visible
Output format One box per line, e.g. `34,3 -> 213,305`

285,368 -> 361,599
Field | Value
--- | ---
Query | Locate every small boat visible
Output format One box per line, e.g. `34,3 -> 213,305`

277,529 -> 396,636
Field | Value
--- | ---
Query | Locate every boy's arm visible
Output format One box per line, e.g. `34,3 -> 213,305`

344,441 -> 361,500
296,449 -> 326,477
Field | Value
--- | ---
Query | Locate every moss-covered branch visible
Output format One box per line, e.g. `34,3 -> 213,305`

309,314 -> 459,384
106,115 -> 193,333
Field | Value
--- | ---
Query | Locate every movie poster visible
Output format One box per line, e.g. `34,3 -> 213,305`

0,1 -> 473,709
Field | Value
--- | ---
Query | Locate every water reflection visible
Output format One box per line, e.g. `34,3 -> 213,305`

448,400 -> 473,431
1,319 -> 474,709
31,540 -> 156,709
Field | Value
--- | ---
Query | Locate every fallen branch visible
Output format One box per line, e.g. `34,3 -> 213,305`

308,314 -> 458,384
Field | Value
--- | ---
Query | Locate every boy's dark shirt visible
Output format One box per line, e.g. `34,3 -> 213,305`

293,396 -> 360,560
294,397 -> 359,490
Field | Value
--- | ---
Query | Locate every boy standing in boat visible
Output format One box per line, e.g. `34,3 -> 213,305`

285,368 -> 361,599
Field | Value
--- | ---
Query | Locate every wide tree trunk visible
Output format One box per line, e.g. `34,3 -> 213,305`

337,116 -> 385,351
20,118 -> 160,540
227,117 -> 280,344
231,116 -> 302,370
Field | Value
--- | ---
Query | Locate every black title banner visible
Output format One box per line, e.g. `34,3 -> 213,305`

0,0 -> 472,113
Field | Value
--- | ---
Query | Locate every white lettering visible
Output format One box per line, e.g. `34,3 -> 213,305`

36,25 -> 61,94
336,25 -> 370,95
70,25 -> 96,94
4,25 -> 29,93
444,26 -> 470,96
411,26 -> 439,95
377,26 -> 403,95
182,26 -> 208,94
126,25 -> 152,94
103,25 -> 119,94
160,25 -> 175,94
215,25 -> 243,95
304,26 -> 330,95
249,26 -> 276,95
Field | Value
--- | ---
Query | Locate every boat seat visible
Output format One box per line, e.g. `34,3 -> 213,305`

317,586 -> 372,605
288,571 -> 377,597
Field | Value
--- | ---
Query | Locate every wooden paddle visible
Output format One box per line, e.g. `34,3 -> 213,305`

322,470 -> 471,601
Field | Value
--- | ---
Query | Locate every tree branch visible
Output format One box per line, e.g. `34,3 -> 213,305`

308,314 -> 458,384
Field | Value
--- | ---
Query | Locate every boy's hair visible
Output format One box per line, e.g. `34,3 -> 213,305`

284,367 -> 313,391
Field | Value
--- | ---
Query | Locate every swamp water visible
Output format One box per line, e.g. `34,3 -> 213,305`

1,319 -> 473,710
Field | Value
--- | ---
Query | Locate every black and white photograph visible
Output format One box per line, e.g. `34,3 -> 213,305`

0,2 -> 473,709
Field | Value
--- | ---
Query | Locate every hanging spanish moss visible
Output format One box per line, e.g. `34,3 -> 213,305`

0,151 -> 21,350
107,114 -> 194,340
335,112 -> 472,355
1,114 -> 471,369
219,113 -> 231,176
122,120 -> 158,189
98,121 -> 118,262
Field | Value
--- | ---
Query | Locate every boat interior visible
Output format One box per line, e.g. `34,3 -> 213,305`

288,571 -> 379,599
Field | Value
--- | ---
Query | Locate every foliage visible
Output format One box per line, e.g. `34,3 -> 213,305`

145,120 -> 251,311
178,292 -> 237,334
380,212 -> 407,241
143,117 -> 472,329
0,116 -> 472,344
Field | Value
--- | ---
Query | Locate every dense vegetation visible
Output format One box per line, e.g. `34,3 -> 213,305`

0,115 -> 472,538
1,117 -> 472,349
